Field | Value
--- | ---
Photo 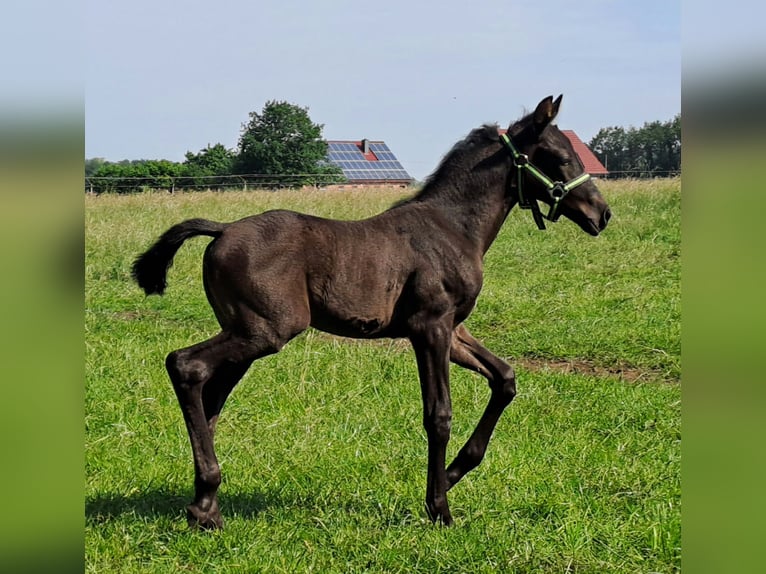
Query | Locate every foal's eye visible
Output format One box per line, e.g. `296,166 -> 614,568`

560,158 -> 571,166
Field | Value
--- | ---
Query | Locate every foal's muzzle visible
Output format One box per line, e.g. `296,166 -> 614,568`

600,207 -> 612,230
586,204 -> 611,236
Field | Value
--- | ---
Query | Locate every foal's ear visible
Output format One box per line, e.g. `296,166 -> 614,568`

533,95 -> 563,130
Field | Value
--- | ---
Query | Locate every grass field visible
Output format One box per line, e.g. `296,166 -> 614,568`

85,179 -> 680,573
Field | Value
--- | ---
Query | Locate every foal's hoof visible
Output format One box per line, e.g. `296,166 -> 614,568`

425,504 -> 454,527
186,502 -> 224,530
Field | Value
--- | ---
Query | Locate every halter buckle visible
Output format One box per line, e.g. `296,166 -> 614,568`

550,182 -> 566,200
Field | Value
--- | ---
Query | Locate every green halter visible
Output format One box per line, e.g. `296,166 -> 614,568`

500,132 -> 591,230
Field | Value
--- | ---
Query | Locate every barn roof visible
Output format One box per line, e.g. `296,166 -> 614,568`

326,140 -> 413,184
498,128 -> 608,176
326,128 -> 606,185
560,130 -> 608,176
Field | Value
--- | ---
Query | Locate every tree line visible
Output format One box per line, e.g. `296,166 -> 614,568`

87,103 -> 681,193
588,114 -> 680,178
86,101 -> 345,193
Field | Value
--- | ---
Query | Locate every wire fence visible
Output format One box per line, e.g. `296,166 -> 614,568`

600,169 -> 681,179
84,173 -> 351,194
85,169 -> 680,194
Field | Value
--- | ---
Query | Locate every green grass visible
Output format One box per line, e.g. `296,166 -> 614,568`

86,180 -> 680,573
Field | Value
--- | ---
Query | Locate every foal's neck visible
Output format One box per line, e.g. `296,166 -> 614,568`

425,173 -> 515,255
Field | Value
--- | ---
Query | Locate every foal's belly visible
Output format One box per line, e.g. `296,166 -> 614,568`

307,294 -> 404,339
309,313 -> 402,339
306,275 -> 407,339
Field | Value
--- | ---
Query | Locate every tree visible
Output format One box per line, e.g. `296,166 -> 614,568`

85,157 -> 108,177
182,143 -> 236,189
589,126 -> 628,173
235,100 -> 345,187
589,115 -> 681,178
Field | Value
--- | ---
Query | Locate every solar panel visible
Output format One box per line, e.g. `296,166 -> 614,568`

326,141 -> 412,183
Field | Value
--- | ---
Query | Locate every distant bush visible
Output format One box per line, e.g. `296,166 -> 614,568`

88,159 -> 184,193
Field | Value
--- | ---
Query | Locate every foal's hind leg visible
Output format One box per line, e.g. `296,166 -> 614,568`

445,324 -> 516,490
201,361 -> 252,437
166,331 -> 281,530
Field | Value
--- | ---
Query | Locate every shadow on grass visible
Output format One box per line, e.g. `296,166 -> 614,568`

87,486 -> 423,529
86,488 -> 292,524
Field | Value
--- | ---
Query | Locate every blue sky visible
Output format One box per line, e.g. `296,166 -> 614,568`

85,1 -> 681,180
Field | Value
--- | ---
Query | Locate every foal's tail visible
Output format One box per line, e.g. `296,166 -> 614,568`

131,218 -> 227,296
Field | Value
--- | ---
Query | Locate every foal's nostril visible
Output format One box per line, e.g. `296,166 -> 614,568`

601,207 -> 612,228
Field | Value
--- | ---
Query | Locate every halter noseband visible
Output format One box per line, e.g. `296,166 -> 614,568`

500,132 -> 591,230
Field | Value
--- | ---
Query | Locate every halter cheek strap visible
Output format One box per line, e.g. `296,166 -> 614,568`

500,133 -> 591,230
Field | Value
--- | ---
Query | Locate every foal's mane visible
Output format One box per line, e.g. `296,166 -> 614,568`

390,124 -> 502,209
393,111 -> 539,210
423,123 -> 502,185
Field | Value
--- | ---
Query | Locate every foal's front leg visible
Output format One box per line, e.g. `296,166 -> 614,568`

410,320 -> 454,526
446,324 -> 516,490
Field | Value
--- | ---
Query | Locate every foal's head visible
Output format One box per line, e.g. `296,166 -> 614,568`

507,95 -> 611,236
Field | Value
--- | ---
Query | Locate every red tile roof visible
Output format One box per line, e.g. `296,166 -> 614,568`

560,130 -> 608,175
498,128 -> 608,175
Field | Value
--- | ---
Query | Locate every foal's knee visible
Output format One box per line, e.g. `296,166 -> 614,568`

424,408 -> 452,442
460,442 -> 489,475
492,365 -> 517,405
